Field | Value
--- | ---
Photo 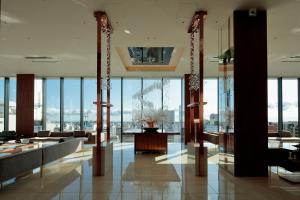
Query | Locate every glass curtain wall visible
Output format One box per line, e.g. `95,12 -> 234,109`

268,79 -> 278,132
163,78 -> 182,142
34,79 -> 43,132
110,79 -> 121,141
9,78 -> 16,131
142,79 -> 163,131
102,78 -> 122,141
46,79 -> 60,132
7,76 -> 300,142
83,79 -> 97,131
0,78 -> 4,131
204,79 -> 219,132
64,79 -> 81,131
282,79 -> 298,136
122,79 -> 142,142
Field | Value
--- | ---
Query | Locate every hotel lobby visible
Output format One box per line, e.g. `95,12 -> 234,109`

1,0 -> 300,199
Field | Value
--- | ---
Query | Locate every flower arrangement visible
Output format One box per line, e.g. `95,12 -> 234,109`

132,80 -> 170,128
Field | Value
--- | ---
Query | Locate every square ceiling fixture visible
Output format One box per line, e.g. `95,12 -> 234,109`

128,47 -> 174,65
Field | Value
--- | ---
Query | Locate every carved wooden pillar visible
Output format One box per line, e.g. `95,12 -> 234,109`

187,10 -> 208,177
193,89 -> 199,142
198,12 -> 205,147
93,11 -> 112,176
184,74 -> 191,144
94,11 -> 103,176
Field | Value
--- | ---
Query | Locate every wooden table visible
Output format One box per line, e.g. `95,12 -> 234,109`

134,133 -> 168,154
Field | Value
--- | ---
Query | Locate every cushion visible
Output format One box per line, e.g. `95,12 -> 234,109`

278,131 -> 292,137
73,131 -> 86,137
49,132 -> 62,137
37,131 -> 50,137
61,132 -> 74,137
1,131 -> 16,137
268,132 -> 278,137
50,132 -> 74,137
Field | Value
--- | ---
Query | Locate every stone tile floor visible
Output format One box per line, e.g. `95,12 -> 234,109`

0,143 -> 299,200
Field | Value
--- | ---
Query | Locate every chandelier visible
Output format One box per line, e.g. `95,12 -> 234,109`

98,14 -> 112,91
106,29 -> 111,90
189,31 -> 200,91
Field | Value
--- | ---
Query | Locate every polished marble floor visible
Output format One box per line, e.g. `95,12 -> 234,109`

0,143 -> 300,200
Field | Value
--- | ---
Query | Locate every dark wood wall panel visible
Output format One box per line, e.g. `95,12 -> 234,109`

234,10 -> 268,176
16,74 -> 34,137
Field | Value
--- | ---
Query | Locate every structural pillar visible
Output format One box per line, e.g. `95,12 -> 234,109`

94,11 -> 103,176
16,74 -> 34,138
184,74 -> 191,144
234,9 -> 268,176
187,11 -> 208,177
197,12 -> 205,147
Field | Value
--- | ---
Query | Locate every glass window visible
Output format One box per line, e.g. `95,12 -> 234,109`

110,79 -> 121,141
142,79 -> 163,131
163,78 -> 182,142
282,79 -> 298,137
46,79 -> 60,132
122,79 -> 142,142
204,79 -> 219,132
34,79 -> 43,132
163,78 -> 182,131
268,79 -> 278,132
9,78 -> 16,131
64,79 -> 80,131
102,78 -> 122,141
83,79 -> 96,131
0,78 -> 4,131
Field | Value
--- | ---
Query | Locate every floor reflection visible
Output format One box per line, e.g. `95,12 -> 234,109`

0,143 -> 299,200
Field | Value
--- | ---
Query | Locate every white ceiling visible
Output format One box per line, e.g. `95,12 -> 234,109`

0,0 -> 300,77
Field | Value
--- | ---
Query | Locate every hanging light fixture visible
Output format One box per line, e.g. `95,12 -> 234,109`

189,31 -> 200,91
106,29 -> 111,90
98,14 -> 112,90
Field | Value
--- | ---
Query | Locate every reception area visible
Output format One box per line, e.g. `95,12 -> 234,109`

1,0 -> 300,199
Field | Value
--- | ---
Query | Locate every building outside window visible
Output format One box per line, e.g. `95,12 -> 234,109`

0,78 -> 4,131
204,79 -> 219,132
142,78 -> 163,131
268,79 -> 278,132
110,78 -> 121,141
122,78 -> 142,142
64,79 -> 81,131
162,78 -> 182,141
3,76 -> 300,141
9,78 -> 16,131
83,79 -> 96,131
282,79 -> 298,137
46,79 -> 60,132
34,79 -> 43,132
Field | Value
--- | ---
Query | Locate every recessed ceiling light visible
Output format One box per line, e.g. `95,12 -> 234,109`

124,29 -> 131,34
291,27 -> 300,34
25,56 -> 60,63
0,12 -> 22,24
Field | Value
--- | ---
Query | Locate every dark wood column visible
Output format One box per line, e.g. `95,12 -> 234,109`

184,74 -> 191,144
197,12 -> 205,147
184,74 -> 199,144
192,89 -> 199,141
94,11 -> 103,176
16,74 -> 34,138
234,9 -> 268,176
